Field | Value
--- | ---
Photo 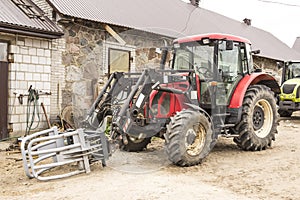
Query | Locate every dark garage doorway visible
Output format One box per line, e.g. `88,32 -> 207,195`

0,42 -> 8,140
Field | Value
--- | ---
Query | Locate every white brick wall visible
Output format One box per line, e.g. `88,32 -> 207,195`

8,35 -> 63,135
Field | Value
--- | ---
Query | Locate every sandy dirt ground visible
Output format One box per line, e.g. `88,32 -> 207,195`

1,113 -> 300,200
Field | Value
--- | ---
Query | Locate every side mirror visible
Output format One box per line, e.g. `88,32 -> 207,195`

160,47 -> 168,70
226,40 -> 233,50
277,61 -> 284,69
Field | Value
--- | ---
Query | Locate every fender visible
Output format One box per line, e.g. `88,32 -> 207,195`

229,73 -> 280,108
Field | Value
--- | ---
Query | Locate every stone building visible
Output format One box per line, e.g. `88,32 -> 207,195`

0,0 -> 63,139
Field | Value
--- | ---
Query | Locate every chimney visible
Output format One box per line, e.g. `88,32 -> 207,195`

243,18 -> 251,26
190,0 -> 200,7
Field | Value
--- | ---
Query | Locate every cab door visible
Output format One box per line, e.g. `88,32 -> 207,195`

215,41 -> 245,106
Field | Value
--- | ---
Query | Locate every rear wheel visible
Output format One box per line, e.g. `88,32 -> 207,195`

233,85 -> 278,151
165,110 -> 215,167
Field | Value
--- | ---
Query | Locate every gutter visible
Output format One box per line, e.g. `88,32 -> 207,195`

0,23 -> 64,39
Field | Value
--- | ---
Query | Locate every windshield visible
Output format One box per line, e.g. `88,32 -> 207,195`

173,42 -> 214,78
173,40 -> 244,80
286,63 -> 300,79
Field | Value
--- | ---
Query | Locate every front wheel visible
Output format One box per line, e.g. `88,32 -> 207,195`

165,110 -> 215,167
233,85 -> 278,151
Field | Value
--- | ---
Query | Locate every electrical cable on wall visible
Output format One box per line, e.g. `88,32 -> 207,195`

25,85 -> 40,136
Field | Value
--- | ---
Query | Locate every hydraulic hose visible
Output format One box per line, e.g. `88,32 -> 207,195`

25,87 -> 40,136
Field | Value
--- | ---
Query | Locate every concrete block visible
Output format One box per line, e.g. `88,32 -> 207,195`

20,81 -> 28,90
43,65 -> 51,73
17,40 -> 25,46
15,54 -> 22,62
37,48 -> 44,56
28,47 -> 37,56
20,47 -> 29,55
25,72 -> 33,80
33,73 -> 41,81
10,115 -> 20,123
36,66 -> 44,73
16,72 -> 24,80
41,74 -> 50,81
38,57 -> 47,65
9,71 -> 15,81
8,81 -> 15,89
41,40 -> 49,49
25,38 -> 33,47
28,64 -> 36,73
31,56 -> 39,64
32,39 -> 41,48
20,63 -> 28,72
23,55 -> 31,63
9,45 -> 19,53
36,81 -> 43,90
10,63 -> 18,71
44,49 -> 51,57
46,57 -> 51,65
44,82 -> 51,90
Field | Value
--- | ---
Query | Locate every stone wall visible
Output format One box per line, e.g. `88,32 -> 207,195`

253,56 -> 282,83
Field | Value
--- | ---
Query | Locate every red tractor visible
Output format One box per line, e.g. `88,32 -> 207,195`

84,33 -> 280,166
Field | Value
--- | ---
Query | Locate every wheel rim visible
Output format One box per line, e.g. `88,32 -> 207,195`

253,99 -> 273,138
185,124 -> 206,156
128,133 -> 146,143
253,106 -> 264,130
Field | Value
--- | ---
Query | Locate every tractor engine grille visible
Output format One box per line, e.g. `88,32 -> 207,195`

282,84 -> 296,94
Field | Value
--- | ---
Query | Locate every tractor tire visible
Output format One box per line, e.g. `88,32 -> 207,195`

233,85 -> 278,151
121,135 -> 151,152
165,109 -> 215,167
278,109 -> 293,117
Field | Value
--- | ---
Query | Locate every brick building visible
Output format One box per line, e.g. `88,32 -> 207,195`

0,0 -> 63,139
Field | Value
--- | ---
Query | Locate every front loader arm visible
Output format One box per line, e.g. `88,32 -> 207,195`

112,70 -> 163,140
111,69 -> 195,144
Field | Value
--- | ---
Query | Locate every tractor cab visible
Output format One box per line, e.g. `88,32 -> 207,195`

279,61 -> 300,117
171,34 -> 253,110
282,61 -> 300,81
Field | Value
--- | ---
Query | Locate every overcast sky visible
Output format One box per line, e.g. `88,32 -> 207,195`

181,0 -> 300,47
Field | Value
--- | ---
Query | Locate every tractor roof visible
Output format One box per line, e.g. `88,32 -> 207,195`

174,33 -> 251,44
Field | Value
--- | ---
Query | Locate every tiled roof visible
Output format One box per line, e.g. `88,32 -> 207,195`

0,0 -> 63,38
48,0 -> 300,60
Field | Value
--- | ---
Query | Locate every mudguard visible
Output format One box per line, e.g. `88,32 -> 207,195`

229,72 -> 280,108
